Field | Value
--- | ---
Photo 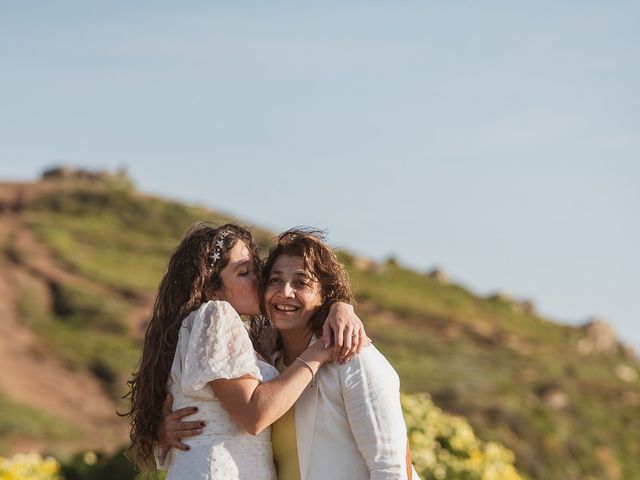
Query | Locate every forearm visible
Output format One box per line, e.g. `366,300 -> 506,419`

212,353 -> 321,435
246,358 -> 320,433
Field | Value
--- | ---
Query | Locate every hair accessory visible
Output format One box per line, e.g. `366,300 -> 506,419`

209,230 -> 232,269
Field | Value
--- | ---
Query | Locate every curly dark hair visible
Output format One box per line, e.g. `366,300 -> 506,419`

121,222 -> 262,471
260,228 -> 355,339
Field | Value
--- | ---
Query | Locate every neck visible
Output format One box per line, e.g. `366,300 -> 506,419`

280,328 -> 313,366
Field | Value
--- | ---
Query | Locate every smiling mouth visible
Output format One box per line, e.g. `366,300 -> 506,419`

274,304 -> 299,312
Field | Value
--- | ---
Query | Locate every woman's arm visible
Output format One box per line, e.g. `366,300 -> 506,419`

155,393 -> 203,452
157,304 -> 365,448
322,302 -> 370,363
212,339 -> 330,435
341,347 -> 409,479
157,340 -> 331,450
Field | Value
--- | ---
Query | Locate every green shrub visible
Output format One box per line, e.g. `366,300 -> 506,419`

403,393 -> 523,480
60,448 -> 164,480
49,282 -> 129,334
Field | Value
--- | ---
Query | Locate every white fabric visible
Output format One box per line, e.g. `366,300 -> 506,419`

181,300 -> 262,395
287,339 -> 420,480
158,300 -> 279,480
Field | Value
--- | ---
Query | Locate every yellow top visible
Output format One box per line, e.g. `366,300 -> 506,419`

271,355 -> 301,480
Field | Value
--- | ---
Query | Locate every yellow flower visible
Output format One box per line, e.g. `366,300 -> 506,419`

402,393 -> 523,480
0,452 -> 62,480
83,451 -> 98,466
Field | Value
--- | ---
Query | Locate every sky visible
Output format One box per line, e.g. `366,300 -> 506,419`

1,1 -> 639,349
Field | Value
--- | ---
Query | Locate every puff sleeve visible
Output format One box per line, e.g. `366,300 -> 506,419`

181,301 -> 262,397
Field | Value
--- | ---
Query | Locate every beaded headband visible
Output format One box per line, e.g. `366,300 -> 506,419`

209,230 -> 232,269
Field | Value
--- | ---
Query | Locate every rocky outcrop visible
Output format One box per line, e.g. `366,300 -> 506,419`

487,291 -> 536,315
352,255 -> 377,273
615,363 -> 638,383
41,164 -> 129,183
488,291 -> 513,303
578,318 -> 619,355
513,299 -> 536,315
427,266 -> 449,285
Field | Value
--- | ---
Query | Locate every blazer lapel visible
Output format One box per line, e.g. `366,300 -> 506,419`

295,337 -> 320,480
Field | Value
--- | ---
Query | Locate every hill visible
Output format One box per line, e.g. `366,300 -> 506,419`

0,172 -> 638,479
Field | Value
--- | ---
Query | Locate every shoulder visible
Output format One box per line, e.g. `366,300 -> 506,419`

337,345 -> 399,386
185,300 -> 239,324
342,344 -> 392,369
182,301 -> 247,338
201,300 -> 237,316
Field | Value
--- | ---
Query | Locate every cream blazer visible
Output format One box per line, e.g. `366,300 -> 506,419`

282,339 -> 416,480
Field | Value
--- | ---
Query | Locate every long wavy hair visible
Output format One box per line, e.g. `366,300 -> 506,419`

122,222 -> 262,471
260,228 -> 355,344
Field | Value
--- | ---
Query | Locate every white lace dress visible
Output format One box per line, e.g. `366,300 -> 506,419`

159,300 -> 279,480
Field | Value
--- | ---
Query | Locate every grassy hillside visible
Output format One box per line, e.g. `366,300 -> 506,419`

1,175 -> 638,479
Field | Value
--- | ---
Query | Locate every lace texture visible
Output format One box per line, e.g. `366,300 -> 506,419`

160,300 -> 278,479
180,301 -> 262,398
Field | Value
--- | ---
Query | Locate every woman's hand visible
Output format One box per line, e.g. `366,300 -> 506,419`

156,393 -> 204,452
322,302 -> 370,364
303,337 -> 334,365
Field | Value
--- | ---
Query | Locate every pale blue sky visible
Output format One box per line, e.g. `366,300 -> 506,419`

1,2 -> 639,349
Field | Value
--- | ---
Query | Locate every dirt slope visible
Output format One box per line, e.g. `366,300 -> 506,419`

0,183 -> 129,454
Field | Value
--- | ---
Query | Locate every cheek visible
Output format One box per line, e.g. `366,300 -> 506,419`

303,291 -> 323,310
246,276 -> 258,290
238,277 -> 258,297
263,289 -> 273,304
264,285 -> 276,301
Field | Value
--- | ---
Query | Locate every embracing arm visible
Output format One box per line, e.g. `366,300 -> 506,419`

220,301 -> 373,435
212,340 -> 329,435
341,348 -> 409,479
157,298 -> 373,452
322,302 -> 370,363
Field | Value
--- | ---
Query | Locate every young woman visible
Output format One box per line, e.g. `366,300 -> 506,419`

124,223 -> 366,479
161,228 -> 420,479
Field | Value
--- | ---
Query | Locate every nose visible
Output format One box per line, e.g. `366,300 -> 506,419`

282,282 -> 296,298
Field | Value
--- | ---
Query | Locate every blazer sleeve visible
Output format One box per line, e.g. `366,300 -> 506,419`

340,346 -> 409,480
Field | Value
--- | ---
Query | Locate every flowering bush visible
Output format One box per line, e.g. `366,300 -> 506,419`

60,448 -> 165,480
3,396 -> 521,480
0,452 -> 61,480
402,394 -> 522,480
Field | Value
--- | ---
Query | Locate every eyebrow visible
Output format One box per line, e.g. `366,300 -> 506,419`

233,260 -> 250,271
269,269 -> 312,278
